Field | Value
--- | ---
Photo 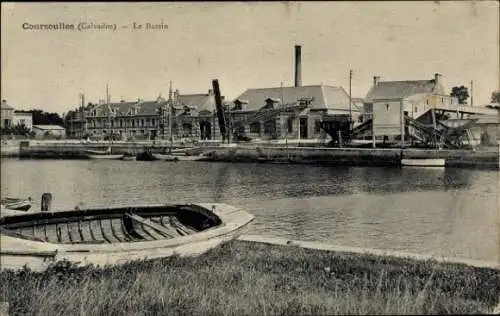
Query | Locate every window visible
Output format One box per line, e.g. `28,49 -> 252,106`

250,122 -> 260,134
264,100 -> 274,109
386,104 -> 389,111
314,120 -> 322,133
141,119 -> 144,127
414,106 -> 418,113
426,99 -> 429,105
287,117 -> 293,133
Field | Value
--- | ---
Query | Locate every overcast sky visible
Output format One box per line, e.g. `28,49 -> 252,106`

1,1 -> 499,114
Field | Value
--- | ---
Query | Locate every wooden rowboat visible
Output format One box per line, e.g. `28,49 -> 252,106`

1,197 -> 32,211
0,203 -> 254,271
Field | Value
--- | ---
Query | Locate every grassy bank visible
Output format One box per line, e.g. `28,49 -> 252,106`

1,240 -> 499,315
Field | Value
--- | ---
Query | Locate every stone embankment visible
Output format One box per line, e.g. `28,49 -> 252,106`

3,139 -> 499,169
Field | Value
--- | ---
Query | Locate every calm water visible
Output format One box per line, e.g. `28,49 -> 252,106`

1,158 -> 499,261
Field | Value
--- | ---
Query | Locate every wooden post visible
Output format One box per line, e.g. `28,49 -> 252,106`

400,100 -> 405,148
372,110 -> 376,148
41,193 -> 52,212
431,108 -> 437,148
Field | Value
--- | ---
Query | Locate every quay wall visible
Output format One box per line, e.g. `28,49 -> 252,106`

14,140 -> 205,159
204,145 -> 402,166
0,140 -> 20,157
203,144 -> 500,169
5,140 -> 499,169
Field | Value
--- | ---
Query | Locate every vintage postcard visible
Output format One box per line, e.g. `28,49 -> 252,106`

1,2 -> 499,315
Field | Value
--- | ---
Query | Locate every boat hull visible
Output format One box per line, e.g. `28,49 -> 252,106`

0,203 -> 254,271
1,198 -> 32,211
401,158 -> 446,167
174,155 -> 206,162
151,153 -> 179,161
87,154 -> 124,160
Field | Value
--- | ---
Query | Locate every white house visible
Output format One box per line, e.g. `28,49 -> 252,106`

363,73 -> 456,141
12,111 -> 33,131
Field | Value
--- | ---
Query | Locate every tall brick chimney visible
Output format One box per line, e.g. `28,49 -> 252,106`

294,45 -> 302,87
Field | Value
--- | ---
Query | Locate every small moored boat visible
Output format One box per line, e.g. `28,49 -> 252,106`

85,147 -> 124,160
401,158 -> 446,167
136,151 -> 178,161
151,153 -> 179,161
1,197 -> 32,211
0,202 -> 254,271
174,155 -> 206,162
87,154 -> 124,160
120,155 -> 136,161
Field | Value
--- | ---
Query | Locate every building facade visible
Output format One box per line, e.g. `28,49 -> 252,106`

229,84 -> 361,141
81,89 -> 222,141
363,73 -> 457,141
1,100 -> 14,129
12,111 -> 33,131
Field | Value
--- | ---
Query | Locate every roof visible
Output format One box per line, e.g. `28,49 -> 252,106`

233,85 -> 355,112
88,94 -> 217,117
364,79 -> 442,103
33,125 -> 65,130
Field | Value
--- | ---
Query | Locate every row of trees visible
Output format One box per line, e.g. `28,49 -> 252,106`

450,86 -> 500,105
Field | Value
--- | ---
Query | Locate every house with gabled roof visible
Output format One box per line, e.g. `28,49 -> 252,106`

363,73 -> 458,142
229,84 -> 360,140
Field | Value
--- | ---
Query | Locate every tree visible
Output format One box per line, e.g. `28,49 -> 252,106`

450,86 -> 469,105
23,109 -> 65,125
491,91 -> 500,104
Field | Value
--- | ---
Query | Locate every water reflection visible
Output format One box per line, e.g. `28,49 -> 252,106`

1,158 -> 498,261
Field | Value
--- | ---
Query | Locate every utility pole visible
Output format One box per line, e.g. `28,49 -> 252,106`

349,69 -> 353,127
400,100 -> 405,149
106,83 -> 110,137
470,80 -> 474,106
